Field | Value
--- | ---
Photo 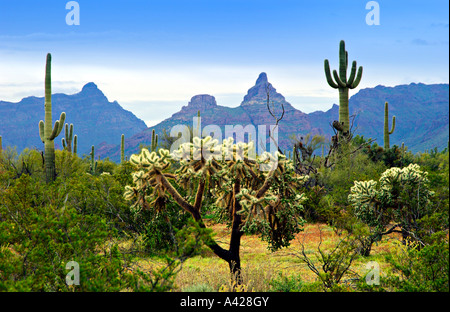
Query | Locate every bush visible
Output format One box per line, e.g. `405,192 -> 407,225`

269,273 -> 304,292
384,240 -> 449,292
0,175 -> 132,291
316,141 -> 386,224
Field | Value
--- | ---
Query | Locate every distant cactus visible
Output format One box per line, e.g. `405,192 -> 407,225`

0,135 -> 2,154
121,134 -> 125,163
324,40 -> 363,136
90,145 -> 97,174
38,53 -> 66,183
151,129 -> 158,152
61,123 -> 77,154
383,102 -> 396,149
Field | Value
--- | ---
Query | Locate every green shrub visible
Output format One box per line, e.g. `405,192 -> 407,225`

384,241 -> 449,292
0,175 -> 130,291
269,273 -> 304,292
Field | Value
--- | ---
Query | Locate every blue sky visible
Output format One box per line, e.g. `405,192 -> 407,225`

0,0 -> 448,126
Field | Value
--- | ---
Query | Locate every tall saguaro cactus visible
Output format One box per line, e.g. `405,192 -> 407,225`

383,102 -> 396,150
39,53 -> 66,183
324,40 -> 363,136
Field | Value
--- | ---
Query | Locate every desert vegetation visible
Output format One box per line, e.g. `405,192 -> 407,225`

0,48 -> 448,293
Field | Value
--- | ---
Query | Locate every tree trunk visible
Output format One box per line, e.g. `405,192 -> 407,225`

229,179 -> 244,284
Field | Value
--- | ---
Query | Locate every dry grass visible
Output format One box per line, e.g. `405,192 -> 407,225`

127,221 -> 402,292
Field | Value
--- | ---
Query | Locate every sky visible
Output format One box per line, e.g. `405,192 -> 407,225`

0,0 -> 448,127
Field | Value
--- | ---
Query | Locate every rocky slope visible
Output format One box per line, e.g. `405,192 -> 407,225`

102,73 -> 448,162
0,82 -> 147,156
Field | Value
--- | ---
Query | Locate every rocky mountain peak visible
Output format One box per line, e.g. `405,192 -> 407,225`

187,94 -> 217,110
80,82 -> 106,98
255,72 -> 268,85
241,72 -> 286,106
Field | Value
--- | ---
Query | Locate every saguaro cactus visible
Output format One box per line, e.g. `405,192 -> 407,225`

151,129 -> 158,152
383,102 -> 396,150
38,53 -> 66,183
90,145 -> 97,174
62,123 -> 77,154
121,134 -> 125,163
324,40 -> 363,136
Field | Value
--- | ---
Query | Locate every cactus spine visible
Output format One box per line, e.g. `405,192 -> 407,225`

324,40 -> 363,136
383,102 -> 396,149
121,134 -> 125,163
39,53 -> 66,183
62,123 -> 77,154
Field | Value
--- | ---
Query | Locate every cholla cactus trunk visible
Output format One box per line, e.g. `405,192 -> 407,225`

324,40 -> 363,136
384,102 -> 396,150
39,53 -> 66,183
124,137 -> 308,285
121,134 -> 125,163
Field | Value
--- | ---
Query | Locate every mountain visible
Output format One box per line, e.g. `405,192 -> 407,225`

308,83 -> 449,152
0,82 -> 147,155
1,75 -> 447,163
99,73 -> 448,162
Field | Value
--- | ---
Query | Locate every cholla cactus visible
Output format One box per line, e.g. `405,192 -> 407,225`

349,163 -> 433,245
124,135 -> 309,279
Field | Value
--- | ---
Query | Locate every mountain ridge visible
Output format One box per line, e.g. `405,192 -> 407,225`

100,75 -> 448,162
0,82 -> 147,156
0,75 -> 448,162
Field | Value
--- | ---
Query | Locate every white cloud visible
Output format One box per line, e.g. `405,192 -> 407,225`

0,52 -> 447,125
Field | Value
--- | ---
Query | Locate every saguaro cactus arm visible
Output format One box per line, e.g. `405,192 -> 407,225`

73,135 -> 77,154
389,116 -> 396,134
39,120 -> 45,143
324,60 -> 339,89
49,113 -> 66,141
350,65 -> 363,88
